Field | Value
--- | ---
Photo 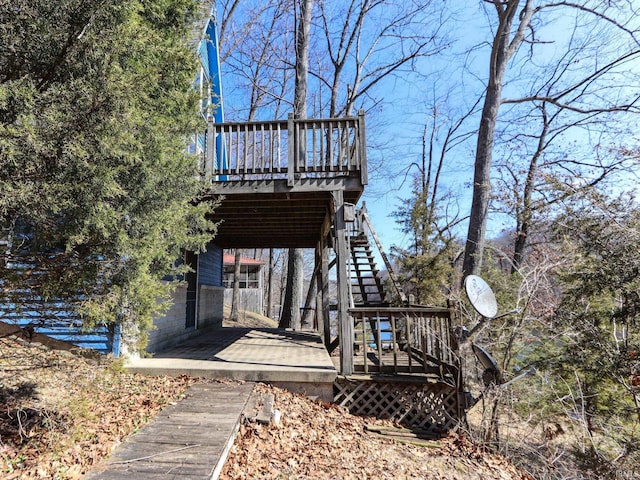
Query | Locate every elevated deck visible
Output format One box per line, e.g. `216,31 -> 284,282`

200,113 -> 366,248
188,113 -> 464,432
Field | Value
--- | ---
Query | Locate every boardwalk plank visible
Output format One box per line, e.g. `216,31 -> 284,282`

86,382 -> 253,480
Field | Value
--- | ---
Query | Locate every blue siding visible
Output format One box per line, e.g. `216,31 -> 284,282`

1,315 -> 119,356
198,243 -> 223,287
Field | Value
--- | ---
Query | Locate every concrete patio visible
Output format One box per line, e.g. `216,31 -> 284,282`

126,327 -> 337,401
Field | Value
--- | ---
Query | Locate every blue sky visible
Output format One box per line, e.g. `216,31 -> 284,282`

215,0 -> 640,259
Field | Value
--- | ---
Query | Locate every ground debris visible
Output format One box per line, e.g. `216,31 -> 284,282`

0,332 -> 533,480
0,335 -> 201,479
220,383 -> 534,480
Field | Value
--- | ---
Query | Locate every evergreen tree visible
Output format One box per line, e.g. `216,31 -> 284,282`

534,191 -> 640,477
0,0 -> 215,349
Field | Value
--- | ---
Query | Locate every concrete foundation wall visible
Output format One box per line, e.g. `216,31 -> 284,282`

146,286 -> 191,354
144,285 -> 224,355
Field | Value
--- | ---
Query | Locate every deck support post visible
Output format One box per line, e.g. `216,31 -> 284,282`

319,212 -> 332,347
317,236 -> 331,347
332,189 -> 353,375
314,240 -> 323,340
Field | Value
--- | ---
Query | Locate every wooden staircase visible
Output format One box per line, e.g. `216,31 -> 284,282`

347,205 -> 403,351
349,232 -> 387,307
336,205 -> 463,432
347,204 -> 405,309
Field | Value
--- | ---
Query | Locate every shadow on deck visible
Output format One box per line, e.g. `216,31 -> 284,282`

126,327 -> 337,402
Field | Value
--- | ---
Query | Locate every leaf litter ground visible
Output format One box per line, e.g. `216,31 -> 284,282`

0,332 -> 532,479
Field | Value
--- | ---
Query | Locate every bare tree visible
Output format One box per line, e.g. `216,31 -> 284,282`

314,0 -> 448,118
462,0 -> 640,276
462,0 -> 534,277
280,0 -> 313,330
393,90 -> 480,303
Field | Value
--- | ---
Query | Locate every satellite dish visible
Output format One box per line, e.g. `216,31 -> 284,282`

464,275 -> 498,318
472,343 -> 500,372
472,343 -> 503,387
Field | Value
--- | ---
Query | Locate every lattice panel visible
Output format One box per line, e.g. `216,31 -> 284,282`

333,378 -> 460,433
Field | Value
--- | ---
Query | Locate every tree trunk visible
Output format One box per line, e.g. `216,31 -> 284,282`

301,273 -> 317,329
266,248 -> 274,318
279,248 -> 304,329
462,0 -> 532,277
230,250 -> 241,321
279,0 -> 313,330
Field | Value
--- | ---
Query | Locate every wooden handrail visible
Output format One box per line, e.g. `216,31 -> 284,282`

203,112 -> 367,185
349,306 -> 458,377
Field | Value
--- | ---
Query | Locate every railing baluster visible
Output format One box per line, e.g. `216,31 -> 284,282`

312,123 -> 318,171
287,114 -> 295,186
423,314 -> 430,374
243,123 -> 248,175
226,126 -> 232,175
391,314 -> 398,373
362,313 -> 368,374
274,122 -> 279,171
260,124 -> 265,171
235,124 -> 241,176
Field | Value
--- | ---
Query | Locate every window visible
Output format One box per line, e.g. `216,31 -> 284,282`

223,265 -> 260,289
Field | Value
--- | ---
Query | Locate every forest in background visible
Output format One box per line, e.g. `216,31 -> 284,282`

2,1 -> 640,478
218,2 -> 640,477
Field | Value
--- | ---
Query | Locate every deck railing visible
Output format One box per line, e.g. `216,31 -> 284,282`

349,306 -> 458,379
202,111 -> 367,186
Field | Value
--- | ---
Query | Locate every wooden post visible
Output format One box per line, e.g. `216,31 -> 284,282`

357,109 -> 368,186
314,240 -> 324,337
206,116 -> 215,176
319,212 -> 332,347
287,113 -> 295,187
332,189 -> 353,375
316,235 -> 331,347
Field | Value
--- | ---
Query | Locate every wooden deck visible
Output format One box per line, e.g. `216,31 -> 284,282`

86,382 -> 254,480
200,113 -> 366,249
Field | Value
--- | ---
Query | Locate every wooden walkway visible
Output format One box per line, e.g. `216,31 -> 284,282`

85,382 -> 254,480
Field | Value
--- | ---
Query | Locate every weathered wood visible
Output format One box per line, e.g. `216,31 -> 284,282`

358,110 -> 368,185
86,382 -> 253,480
204,114 -> 365,184
334,377 -> 461,432
204,188 -> 363,249
333,190 -> 353,375
320,234 -> 331,347
207,176 -> 364,195
287,113 -> 295,187
256,393 -> 275,424
350,306 -> 457,378
0,320 -> 101,359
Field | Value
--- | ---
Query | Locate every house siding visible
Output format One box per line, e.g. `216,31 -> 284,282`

198,243 -> 223,286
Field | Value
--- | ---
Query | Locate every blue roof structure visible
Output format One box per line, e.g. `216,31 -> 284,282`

194,3 -> 227,176
197,5 -> 224,123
